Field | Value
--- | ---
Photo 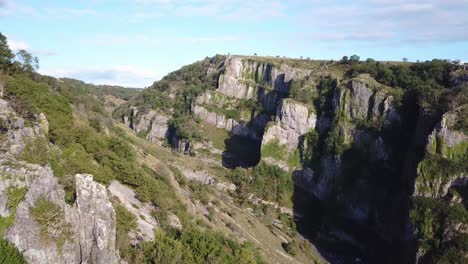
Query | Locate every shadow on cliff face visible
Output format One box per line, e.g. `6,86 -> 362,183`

291,91 -> 430,264
222,134 -> 261,168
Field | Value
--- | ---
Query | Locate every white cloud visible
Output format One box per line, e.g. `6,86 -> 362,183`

129,0 -> 286,20
40,66 -> 161,88
298,0 -> 468,43
8,39 -> 29,50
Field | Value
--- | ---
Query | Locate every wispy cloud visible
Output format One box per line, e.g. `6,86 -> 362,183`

298,0 -> 468,43
7,36 -> 56,56
128,0 -> 286,21
40,66 -> 161,88
7,38 -> 29,50
0,0 -> 95,18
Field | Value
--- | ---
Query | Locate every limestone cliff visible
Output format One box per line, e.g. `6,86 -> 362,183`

217,56 -> 310,100
125,107 -> 170,144
261,98 -> 316,170
0,96 -> 120,264
3,166 -> 119,264
415,106 -> 467,197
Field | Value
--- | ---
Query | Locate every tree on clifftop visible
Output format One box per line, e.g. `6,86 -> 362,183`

15,49 -> 39,73
0,33 -> 14,70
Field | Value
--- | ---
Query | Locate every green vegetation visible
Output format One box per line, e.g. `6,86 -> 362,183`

0,187 -> 27,237
261,139 -> 301,169
411,197 -> 468,262
137,228 -> 263,264
228,162 -> 293,207
114,203 -> 138,260
30,196 -> 73,251
0,32 -> 14,71
416,153 -> 467,196
5,75 -> 73,140
288,79 -> 317,105
17,137 -> 50,165
347,59 -> 463,110
301,129 -> 320,166
0,239 -> 27,264
282,241 -> 299,256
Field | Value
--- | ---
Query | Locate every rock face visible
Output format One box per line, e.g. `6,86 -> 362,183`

262,98 -> 316,151
126,107 -> 170,144
108,181 -> 159,243
0,98 -> 47,155
2,166 -> 119,264
217,56 -> 310,99
415,107 -> 468,198
336,79 -> 400,125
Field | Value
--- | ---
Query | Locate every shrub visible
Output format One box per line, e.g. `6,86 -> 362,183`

0,187 -> 27,237
114,204 -> 138,260
5,75 -> 73,138
0,239 -> 26,264
17,137 -> 49,165
282,241 -> 299,256
30,196 -> 73,251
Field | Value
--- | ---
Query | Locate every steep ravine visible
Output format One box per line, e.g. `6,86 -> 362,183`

117,55 -> 468,263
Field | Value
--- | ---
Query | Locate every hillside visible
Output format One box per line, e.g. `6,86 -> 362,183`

0,30 -> 467,264
116,54 -> 468,263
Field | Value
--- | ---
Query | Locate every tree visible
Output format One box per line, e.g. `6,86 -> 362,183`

403,57 -> 408,63
0,33 -> 14,70
341,56 -> 349,63
350,54 -> 360,62
15,49 -> 39,72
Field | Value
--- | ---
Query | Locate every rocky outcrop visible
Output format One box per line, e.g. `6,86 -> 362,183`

336,78 -> 400,125
2,165 -> 119,264
170,135 -> 191,154
262,98 -> 316,151
217,56 -> 311,100
193,104 -> 268,141
415,107 -> 467,198
108,181 -> 160,243
125,107 -> 170,143
0,99 -> 47,155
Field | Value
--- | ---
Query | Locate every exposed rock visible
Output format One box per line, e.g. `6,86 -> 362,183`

337,79 -> 401,125
217,56 -> 311,100
38,113 -> 49,136
3,166 -> 120,264
0,99 -> 46,155
170,135 -> 192,154
426,107 -> 467,156
130,109 -> 170,143
415,107 -> 467,198
262,98 -> 316,151
108,181 -> 159,243
193,104 -> 267,140
175,165 -> 236,192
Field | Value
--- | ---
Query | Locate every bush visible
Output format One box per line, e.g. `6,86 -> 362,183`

17,137 -> 49,165
114,204 -> 138,260
0,239 -> 26,264
5,75 -> 73,138
282,241 -> 299,256
30,196 -> 73,251
0,187 -> 27,237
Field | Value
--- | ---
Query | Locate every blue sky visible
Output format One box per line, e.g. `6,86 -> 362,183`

1,0 -> 468,87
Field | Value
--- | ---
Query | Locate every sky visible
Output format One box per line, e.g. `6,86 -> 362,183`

1,0 -> 468,87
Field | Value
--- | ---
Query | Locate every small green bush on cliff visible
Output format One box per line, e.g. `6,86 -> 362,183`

114,203 -> 138,260
0,239 -> 26,264
0,187 -> 27,237
30,196 -> 73,250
